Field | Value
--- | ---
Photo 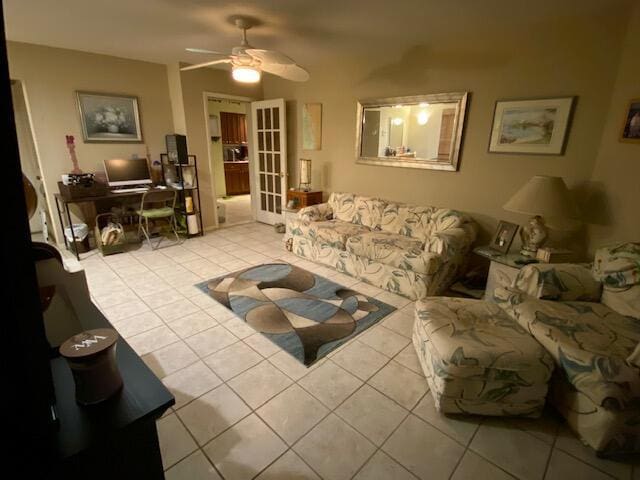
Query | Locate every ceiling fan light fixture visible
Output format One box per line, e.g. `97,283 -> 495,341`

232,66 -> 261,83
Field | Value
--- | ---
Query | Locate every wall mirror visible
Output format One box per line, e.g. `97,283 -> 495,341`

355,92 -> 468,171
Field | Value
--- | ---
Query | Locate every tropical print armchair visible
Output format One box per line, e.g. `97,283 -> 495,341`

285,192 -> 477,300
494,242 -> 640,456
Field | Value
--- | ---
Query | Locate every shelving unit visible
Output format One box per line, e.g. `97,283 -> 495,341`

160,153 -> 204,238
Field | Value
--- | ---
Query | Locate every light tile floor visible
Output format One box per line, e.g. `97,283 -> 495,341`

218,194 -> 253,226
74,222 -> 638,480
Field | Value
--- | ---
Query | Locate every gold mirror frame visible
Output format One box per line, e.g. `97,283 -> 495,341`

355,92 -> 469,171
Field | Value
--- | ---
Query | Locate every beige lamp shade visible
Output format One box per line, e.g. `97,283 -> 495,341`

503,175 -> 578,219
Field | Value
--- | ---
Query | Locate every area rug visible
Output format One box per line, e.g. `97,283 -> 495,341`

197,261 -> 396,365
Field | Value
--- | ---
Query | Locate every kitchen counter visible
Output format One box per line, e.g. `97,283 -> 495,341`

223,160 -> 249,164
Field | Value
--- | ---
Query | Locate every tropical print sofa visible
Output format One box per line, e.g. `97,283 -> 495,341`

285,192 -> 477,300
495,242 -> 640,456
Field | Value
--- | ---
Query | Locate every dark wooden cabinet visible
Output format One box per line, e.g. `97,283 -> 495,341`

220,112 -> 247,145
224,162 -> 250,195
286,190 -> 323,208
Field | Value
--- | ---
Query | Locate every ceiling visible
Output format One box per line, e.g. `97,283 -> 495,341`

3,0 -> 633,70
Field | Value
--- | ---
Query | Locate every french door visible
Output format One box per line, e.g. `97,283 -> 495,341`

251,99 -> 287,224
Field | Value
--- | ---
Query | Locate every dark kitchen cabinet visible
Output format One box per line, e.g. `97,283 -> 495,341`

220,112 -> 247,145
224,162 -> 250,195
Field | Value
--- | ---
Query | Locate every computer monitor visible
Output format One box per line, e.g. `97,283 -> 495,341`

103,158 -> 152,187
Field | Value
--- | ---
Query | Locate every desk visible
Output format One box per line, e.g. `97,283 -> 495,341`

54,187 -> 187,260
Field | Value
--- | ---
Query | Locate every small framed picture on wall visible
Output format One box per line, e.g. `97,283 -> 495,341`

489,221 -> 519,254
620,98 -> 640,143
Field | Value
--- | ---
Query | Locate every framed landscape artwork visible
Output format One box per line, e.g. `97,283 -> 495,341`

620,98 -> 640,143
488,97 -> 575,155
76,91 -> 143,143
302,102 -> 322,150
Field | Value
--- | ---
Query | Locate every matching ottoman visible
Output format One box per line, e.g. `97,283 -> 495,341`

413,297 -> 554,417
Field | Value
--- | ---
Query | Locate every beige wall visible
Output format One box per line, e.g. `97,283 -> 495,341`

587,4 -> 640,252
8,41 -> 174,241
178,67 -> 261,229
262,7 -> 630,251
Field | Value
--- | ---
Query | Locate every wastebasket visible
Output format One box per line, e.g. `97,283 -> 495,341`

64,223 -> 90,254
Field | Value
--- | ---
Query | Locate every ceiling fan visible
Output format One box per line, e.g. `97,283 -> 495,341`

181,18 -> 309,83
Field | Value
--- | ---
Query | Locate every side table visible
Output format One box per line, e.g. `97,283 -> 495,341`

473,246 -> 535,301
286,189 -> 323,209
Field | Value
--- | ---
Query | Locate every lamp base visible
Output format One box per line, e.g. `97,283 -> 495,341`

519,215 -> 548,257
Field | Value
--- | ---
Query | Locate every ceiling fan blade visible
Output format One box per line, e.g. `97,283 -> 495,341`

185,47 -> 225,55
180,58 -> 232,71
260,63 -> 310,82
245,49 -> 295,65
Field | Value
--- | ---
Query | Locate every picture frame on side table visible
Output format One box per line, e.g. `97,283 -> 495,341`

620,98 -> 640,143
76,91 -> 143,143
489,220 -> 519,254
488,97 -> 575,155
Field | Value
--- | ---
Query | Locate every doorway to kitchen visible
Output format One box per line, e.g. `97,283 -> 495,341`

205,94 -> 253,227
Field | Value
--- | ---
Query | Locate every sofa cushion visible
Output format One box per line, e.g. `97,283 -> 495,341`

293,219 -> 371,250
328,192 -> 357,223
503,296 -> 640,410
380,204 -> 434,240
346,231 -> 440,275
353,196 -> 386,230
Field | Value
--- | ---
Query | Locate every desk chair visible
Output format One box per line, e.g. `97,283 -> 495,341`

136,190 -> 180,250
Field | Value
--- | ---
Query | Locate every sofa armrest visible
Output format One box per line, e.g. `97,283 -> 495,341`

298,202 -> 333,223
513,263 -> 602,301
424,224 -> 476,263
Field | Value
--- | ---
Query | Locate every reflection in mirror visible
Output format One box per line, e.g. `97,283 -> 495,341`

356,92 -> 468,171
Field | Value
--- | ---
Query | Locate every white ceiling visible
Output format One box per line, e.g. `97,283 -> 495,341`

3,0 -> 633,70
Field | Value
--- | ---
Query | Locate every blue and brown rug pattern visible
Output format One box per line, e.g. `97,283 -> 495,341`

198,261 -> 396,365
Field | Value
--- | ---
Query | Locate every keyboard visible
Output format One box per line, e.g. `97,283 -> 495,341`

111,187 -> 150,194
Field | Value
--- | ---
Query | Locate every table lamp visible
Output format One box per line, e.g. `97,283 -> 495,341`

299,158 -> 312,191
503,175 -> 578,257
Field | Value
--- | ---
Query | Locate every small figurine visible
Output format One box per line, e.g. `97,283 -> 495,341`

520,215 -> 548,257
66,135 -> 82,174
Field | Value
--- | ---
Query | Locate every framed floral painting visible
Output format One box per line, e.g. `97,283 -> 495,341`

76,91 -> 143,143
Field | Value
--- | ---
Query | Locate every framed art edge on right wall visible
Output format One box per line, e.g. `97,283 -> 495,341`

619,97 -> 640,143
488,96 -> 575,155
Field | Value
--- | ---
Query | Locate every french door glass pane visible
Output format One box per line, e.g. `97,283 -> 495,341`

273,108 -> 279,129
266,131 -> 272,151
261,193 -> 266,210
265,108 -> 272,129
260,174 -> 265,191
275,196 -> 282,214
259,153 -> 265,171
268,194 -> 274,212
257,109 -> 264,130
258,131 -> 264,151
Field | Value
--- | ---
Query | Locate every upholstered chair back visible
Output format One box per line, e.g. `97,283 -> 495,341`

592,242 -> 640,319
